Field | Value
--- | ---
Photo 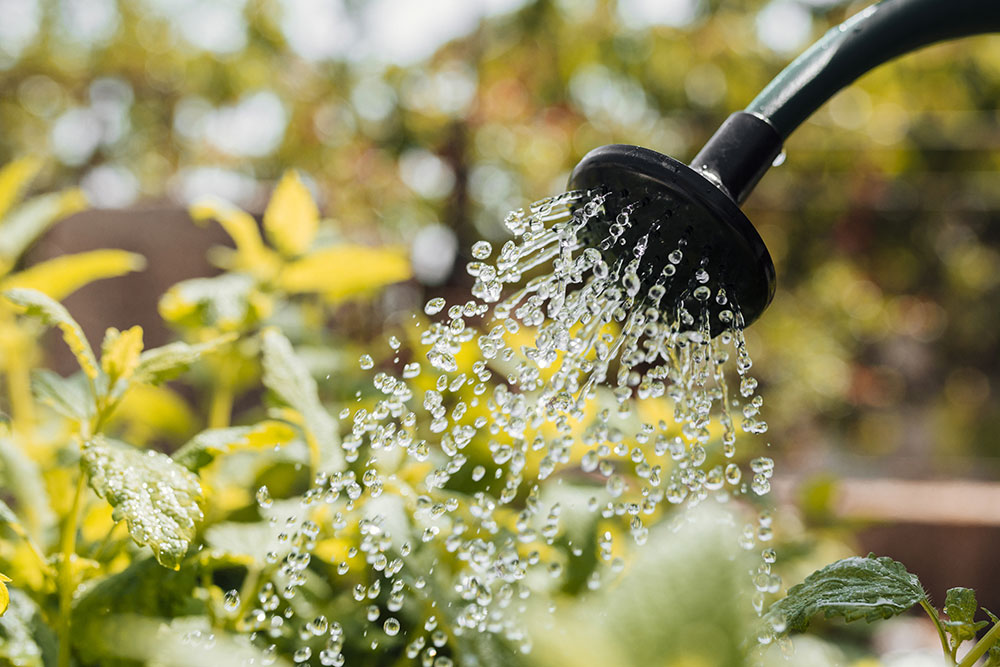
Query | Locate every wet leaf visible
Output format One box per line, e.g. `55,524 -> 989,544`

260,328 -> 343,472
132,334 -> 235,386
30,369 -> 92,421
277,245 -> 410,299
765,554 -> 926,633
0,189 -> 87,268
172,420 -> 297,471
81,436 -> 204,569
263,170 -> 318,257
0,249 -> 145,301
3,288 -> 98,380
944,587 -> 988,645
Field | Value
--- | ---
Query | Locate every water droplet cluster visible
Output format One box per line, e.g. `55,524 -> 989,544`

240,190 -> 775,662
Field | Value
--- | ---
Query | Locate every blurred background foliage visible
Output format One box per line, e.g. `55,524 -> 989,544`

1,0 -> 1000,663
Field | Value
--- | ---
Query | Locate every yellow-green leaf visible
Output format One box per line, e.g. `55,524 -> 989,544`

278,245 -> 410,299
132,335 -> 236,386
3,288 -> 98,380
1,249 -> 145,301
172,420 -> 296,471
0,189 -> 88,270
189,198 -> 279,277
263,170 -> 319,257
81,436 -> 204,569
0,157 -> 42,222
101,326 -> 144,386
0,572 -> 10,616
260,328 -> 343,472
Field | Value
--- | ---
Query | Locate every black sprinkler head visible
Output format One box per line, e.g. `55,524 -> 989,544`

567,112 -> 781,335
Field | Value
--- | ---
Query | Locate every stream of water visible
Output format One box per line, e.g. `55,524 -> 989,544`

239,189 -> 779,665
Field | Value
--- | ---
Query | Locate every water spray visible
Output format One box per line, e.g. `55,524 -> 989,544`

570,0 -> 1000,333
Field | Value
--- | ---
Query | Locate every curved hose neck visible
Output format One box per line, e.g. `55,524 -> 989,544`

691,0 -> 1000,205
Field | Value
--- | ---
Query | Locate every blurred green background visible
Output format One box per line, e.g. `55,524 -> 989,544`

2,0 -> 1000,662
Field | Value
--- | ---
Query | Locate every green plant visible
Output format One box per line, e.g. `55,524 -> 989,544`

764,554 -> 1000,666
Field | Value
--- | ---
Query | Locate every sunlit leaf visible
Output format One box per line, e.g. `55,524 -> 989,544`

260,328 -> 343,472
263,170 -> 318,257
0,189 -> 87,269
0,157 -> 42,222
204,521 -> 284,565
765,554 -> 926,634
30,369 -> 92,421
158,273 -> 265,331
132,334 -> 236,386
189,198 -> 280,277
81,436 -> 204,569
0,573 -> 9,617
101,325 -> 144,389
3,288 -> 98,380
0,249 -> 145,301
277,245 -> 410,299
172,420 -> 297,471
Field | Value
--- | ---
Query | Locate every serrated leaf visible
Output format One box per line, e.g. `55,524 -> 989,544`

0,157 -> 42,223
945,587 -> 988,645
264,170 -> 318,257
81,436 -> 204,569
189,198 -> 280,276
260,328 -> 343,472
0,249 -> 145,301
765,554 -> 926,634
946,587 -> 978,624
3,288 -> 98,380
277,245 -> 410,299
101,325 -> 144,388
132,334 -> 236,386
172,420 -> 296,471
30,369 -> 92,421
0,189 -> 87,267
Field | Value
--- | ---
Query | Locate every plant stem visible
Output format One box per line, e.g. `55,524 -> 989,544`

958,619 -> 1000,667
208,364 -> 234,429
57,472 -> 86,667
920,599 -> 956,664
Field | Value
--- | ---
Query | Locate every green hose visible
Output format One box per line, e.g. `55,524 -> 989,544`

746,0 -> 1000,140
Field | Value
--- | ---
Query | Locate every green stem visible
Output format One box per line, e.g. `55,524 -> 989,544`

208,372 -> 234,429
57,472 -> 86,667
958,619 -> 1000,667
920,600 -> 956,665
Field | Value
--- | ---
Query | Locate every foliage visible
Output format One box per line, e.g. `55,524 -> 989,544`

767,556 -> 1000,667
